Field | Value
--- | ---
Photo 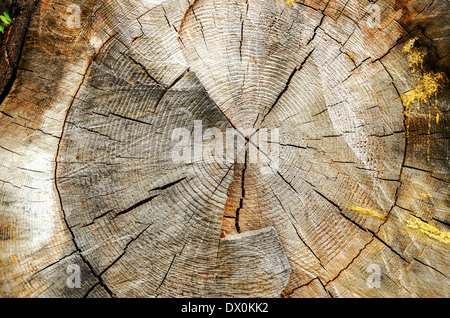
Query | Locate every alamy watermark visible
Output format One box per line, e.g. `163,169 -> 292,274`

58,2 -> 382,30
366,4 -> 381,29
66,264 -> 81,289
66,4 -> 81,29
366,264 -> 382,289
171,121 -> 280,174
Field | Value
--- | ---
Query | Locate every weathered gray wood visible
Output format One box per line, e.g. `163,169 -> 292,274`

0,0 -> 448,298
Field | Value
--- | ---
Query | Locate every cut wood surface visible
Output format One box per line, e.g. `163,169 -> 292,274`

0,0 -> 449,298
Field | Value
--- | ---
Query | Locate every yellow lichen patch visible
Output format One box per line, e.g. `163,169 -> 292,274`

427,112 -> 432,161
351,206 -> 387,220
401,72 -> 447,109
401,38 -> 447,159
406,217 -> 450,244
407,48 -> 427,73
344,52 -> 355,65
286,0 -> 295,5
401,37 -> 447,139
413,181 -> 433,199
37,285 -> 51,298
418,247 -> 425,257
402,37 -> 418,54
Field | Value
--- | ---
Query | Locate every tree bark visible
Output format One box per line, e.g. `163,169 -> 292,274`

0,0 -> 39,101
0,0 -> 448,298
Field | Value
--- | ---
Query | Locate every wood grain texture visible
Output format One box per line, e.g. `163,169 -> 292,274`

0,0 -> 448,298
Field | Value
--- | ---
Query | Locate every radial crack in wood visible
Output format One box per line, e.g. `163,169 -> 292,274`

0,0 -> 449,298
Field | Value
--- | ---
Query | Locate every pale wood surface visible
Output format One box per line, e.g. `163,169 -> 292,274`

0,0 -> 448,298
